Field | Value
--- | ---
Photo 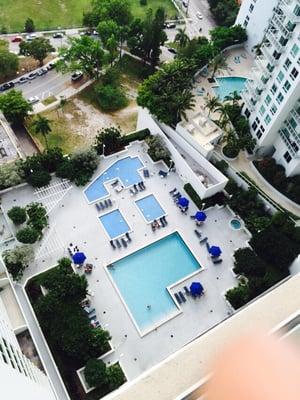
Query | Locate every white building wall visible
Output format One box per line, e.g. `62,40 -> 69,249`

235,0 -> 278,53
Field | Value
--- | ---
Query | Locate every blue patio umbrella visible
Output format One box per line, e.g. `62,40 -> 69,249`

190,282 -> 204,296
209,246 -> 222,257
178,197 -> 189,208
195,211 -> 207,222
72,252 -> 86,265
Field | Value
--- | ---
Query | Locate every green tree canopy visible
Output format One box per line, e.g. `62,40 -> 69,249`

32,115 -> 52,149
0,90 -> 32,124
0,46 -> 18,82
3,244 -> 34,281
95,127 -> 123,155
7,206 -> 27,225
19,38 -> 54,66
16,226 -> 39,244
24,18 -> 35,32
84,358 -> 107,388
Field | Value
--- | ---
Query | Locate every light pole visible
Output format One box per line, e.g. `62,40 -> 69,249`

103,143 -> 106,157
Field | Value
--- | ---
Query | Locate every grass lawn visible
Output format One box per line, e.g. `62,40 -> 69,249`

0,0 -> 177,32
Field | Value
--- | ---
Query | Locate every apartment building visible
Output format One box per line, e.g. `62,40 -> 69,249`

240,0 -> 300,176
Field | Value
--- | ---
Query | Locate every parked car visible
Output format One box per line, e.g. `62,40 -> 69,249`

52,32 -> 64,38
0,82 -> 14,92
71,71 -> 83,81
166,23 -> 176,29
17,76 -> 28,84
26,33 -> 37,41
28,96 -> 39,104
46,62 -> 56,70
28,72 -> 38,80
196,12 -> 203,19
37,68 -> 48,76
167,47 -> 177,54
11,36 -> 23,43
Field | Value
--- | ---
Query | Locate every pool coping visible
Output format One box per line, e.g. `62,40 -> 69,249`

83,154 -> 146,204
103,230 -> 204,338
211,75 -> 252,99
134,193 -> 167,224
98,207 -> 133,241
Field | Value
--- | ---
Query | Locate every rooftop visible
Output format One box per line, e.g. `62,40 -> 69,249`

0,112 -> 22,164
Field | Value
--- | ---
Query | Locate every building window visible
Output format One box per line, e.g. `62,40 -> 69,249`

264,114 -> 271,125
290,67 -> 299,81
284,151 -> 292,163
249,3 -> 254,13
256,129 -> 262,139
294,5 -> 300,16
291,44 -> 299,58
290,117 -> 297,130
252,121 -> 258,130
265,95 -> 272,106
283,58 -> 292,71
244,108 -> 251,118
259,105 -> 266,115
276,71 -> 284,83
276,92 -> 284,104
270,84 -> 277,95
283,80 -> 291,93
260,124 -> 265,133
270,104 -> 277,115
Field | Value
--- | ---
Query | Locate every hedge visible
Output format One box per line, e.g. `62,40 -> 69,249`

184,183 -> 225,209
122,128 -> 150,146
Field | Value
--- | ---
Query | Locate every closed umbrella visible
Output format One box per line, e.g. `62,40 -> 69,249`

72,252 -> 86,264
195,211 -> 207,222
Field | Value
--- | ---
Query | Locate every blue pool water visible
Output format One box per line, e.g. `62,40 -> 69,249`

108,233 -> 200,332
135,194 -> 165,222
84,156 -> 144,203
213,77 -> 248,101
99,209 -> 130,239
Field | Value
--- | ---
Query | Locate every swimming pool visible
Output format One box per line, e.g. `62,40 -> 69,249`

84,156 -> 144,203
135,194 -> 165,222
99,209 -> 130,239
107,232 -> 201,333
213,77 -> 248,101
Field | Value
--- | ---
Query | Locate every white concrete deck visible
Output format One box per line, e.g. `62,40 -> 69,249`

0,141 -> 250,383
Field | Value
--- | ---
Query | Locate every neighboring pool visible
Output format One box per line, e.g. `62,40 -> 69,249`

213,77 -> 248,101
135,194 -> 165,222
230,218 -> 242,230
99,209 -> 130,239
84,156 -> 144,203
108,232 -> 201,333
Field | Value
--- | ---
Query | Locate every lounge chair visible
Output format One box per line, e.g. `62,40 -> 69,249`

179,291 -> 186,303
115,186 -> 123,193
107,199 -> 112,207
121,238 -> 127,247
184,286 -> 190,296
194,229 -> 201,238
88,312 -> 97,320
83,306 -> 95,314
104,200 -> 109,208
130,188 -> 135,196
206,242 -> 210,252
133,184 -> 139,194
111,179 -> 119,187
126,232 -> 132,242
141,181 -> 146,190
159,170 -> 168,178
190,215 -> 196,219
174,293 -> 182,304
162,216 -> 168,225
213,258 -> 223,264
200,237 -> 208,244
160,217 -> 165,227
95,203 -> 101,211
99,202 -> 105,210
172,191 -> 180,197
115,239 -> 121,248
138,182 -> 144,191
169,188 -> 177,194
143,169 -> 150,178
110,240 -> 116,249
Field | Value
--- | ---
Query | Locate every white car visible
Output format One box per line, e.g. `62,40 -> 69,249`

26,33 -> 37,41
28,96 -> 39,104
196,12 -> 203,19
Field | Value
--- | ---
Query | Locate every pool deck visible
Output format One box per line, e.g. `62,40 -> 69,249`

0,141 -> 250,382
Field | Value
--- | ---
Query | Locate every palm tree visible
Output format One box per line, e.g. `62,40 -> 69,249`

205,95 -> 221,117
174,28 -> 189,48
175,90 -> 196,124
224,90 -> 241,106
32,115 -> 52,149
209,54 -> 227,80
57,96 -> 67,117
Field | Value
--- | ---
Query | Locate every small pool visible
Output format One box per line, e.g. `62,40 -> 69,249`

135,194 -> 165,222
84,156 -> 144,203
230,218 -> 242,230
107,232 -> 201,333
213,77 -> 248,101
99,209 -> 130,239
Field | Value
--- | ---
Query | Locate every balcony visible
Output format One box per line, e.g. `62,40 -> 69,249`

265,30 -> 284,53
279,0 -> 300,24
272,13 -> 293,38
241,91 -> 254,112
261,43 -> 276,66
291,108 -> 300,125
244,80 -> 259,100
251,68 -> 266,90
255,56 -> 270,75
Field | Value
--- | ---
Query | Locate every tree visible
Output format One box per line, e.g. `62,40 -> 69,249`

210,25 -> 247,50
233,248 -> 267,278
94,84 -> 128,112
106,364 -> 125,390
209,53 -> 227,80
58,36 -> 104,80
3,244 -> 34,281
26,169 -> 51,188
137,60 -> 195,126
0,162 -> 24,190
146,135 -> 171,163
32,115 -> 52,149
224,90 -> 241,106
106,35 -> 118,66
97,20 -> 119,47
175,28 -> 189,48
225,282 -> 249,310
26,202 -> 48,233
16,226 -> 39,244
19,38 -> 54,66
95,127 -> 123,155
58,97 -> 67,116
84,358 -> 107,388
24,18 -> 35,33
0,46 -> 18,81
0,90 -> 32,125
7,206 -> 27,225
205,95 -> 221,117
208,0 -> 239,27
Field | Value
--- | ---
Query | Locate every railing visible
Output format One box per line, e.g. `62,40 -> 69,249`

255,56 -> 269,75
266,30 -> 283,53
272,13 -> 293,38
279,0 -> 300,23
261,43 -> 277,66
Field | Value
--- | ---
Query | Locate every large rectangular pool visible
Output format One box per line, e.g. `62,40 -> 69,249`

107,232 -> 200,333
99,209 -> 130,239
135,194 -> 165,222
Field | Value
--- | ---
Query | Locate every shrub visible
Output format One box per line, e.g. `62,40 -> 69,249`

94,127 -> 123,155
222,142 -> 239,159
3,245 -> 34,281
7,206 -> 27,225
183,183 -> 202,208
0,162 -> 24,190
122,129 -> 150,146
224,178 -> 239,195
84,358 -> 107,388
101,67 -> 120,87
146,135 -> 171,165
233,248 -> 267,277
106,364 -> 125,390
225,282 -> 249,309
16,226 -> 39,244
26,169 -> 51,188
214,159 -> 228,175
94,84 -> 128,112
26,202 -> 48,233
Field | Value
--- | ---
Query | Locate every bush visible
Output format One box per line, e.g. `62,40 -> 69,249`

101,67 -> 120,87
210,25 -> 247,49
16,226 -> 39,244
222,142 -> 239,159
146,135 -> 171,165
225,282 -> 249,309
183,183 -> 202,208
122,129 -> 150,146
7,206 -> 27,225
233,248 -> 267,278
26,202 -> 48,233
94,84 -> 128,112
0,162 -> 24,190
84,358 -> 107,388
224,178 -> 239,195
3,245 -> 34,281
214,159 -> 228,175
106,364 -> 125,390
94,127 -> 123,155
26,169 -> 51,188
